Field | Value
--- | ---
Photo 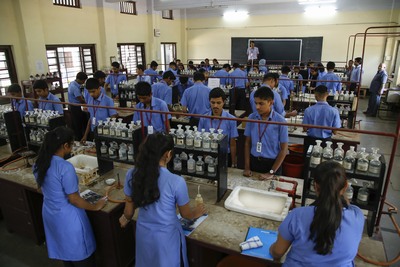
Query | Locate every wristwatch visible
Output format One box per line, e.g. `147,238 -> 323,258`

269,169 -> 275,175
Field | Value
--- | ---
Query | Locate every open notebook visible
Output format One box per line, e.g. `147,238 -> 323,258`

241,226 -> 278,260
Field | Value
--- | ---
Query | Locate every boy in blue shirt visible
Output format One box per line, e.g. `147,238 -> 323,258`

136,64 -> 151,84
8,84 -> 34,118
144,61 -> 159,84
214,64 -> 231,86
151,71 -> 175,107
68,72 -> 87,140
33,80 -> 64,114
82,78 -> 117,142
320,61 -> 342,94
279,65 -> 294,109
133,81 -> 170,133
229,63 -> 248,110
198,88 -> 239,167
243,87 -> 288,179
84,71 -> 107,103
105,62 -> 127,98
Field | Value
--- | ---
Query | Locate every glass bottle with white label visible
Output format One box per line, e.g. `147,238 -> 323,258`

322,141 -> 333,162
196,156 -> 205,175
110,121 -> 117,136
185,130 -> 194,148
202,132 -> 211,152
343,146 -> 356,171
356,153 -> 369,172
333,142 -> 344,165
176,129 -> 185,148
310,140 -> 323,166
173,154 -> 182,171
211,133 -> 219,152
187,154 -> 196,173
207,158 -> 217,177
345,180 -> 354,201
357,182 -> 369,205
119,143 -> 127,160
169,128 -> 176,144
194,132 -> 202,150
368,153 -> 381,174
97,120 -> 103,135
127,144 -> 134,161
100,141 -> 108,157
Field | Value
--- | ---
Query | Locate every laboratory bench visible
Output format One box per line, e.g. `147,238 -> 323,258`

0,144 -> 387,267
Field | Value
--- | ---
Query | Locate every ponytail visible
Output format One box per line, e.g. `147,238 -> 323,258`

309,161 -> 347,255
131,133 -> 174,207
34,126 -> 74,187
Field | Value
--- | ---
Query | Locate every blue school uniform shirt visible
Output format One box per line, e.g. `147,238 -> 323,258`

198,110 -> 239,153
180,82 -> 211,116
279,74 -> 293,99
12,98 -> 33,118
33,156 -> 96,261
38,93 -> 64,114
133,97 -> 171,132
279,205 -> 364,267
152,80 -> 172,105
175,80 -> 194,99
350,65 -> 363,83
83,86 -> 106,103
316,71 -> 327,87
124,167 -> 190,267
213,69 -> 230,85
229,68 -> 247,88
303,101 -> 341,139
244,110 -> 288,159
292,73 -> 304,92
320,71 -> 342,94
144,68 -> 159,84
250,86 -> 285,116
68,80 -> 83,104
137,75 -> 151,84
106,73 -> 127,95
87,93 -> 117,131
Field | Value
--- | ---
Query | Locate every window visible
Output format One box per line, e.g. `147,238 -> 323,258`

162,10 -> 173,20
120,1 -> 137,15
46,45 -> 97,88
117,44 -> 145,74
0,46 -> 18,97
160,43 -> 176,71
52,0 -> 80,8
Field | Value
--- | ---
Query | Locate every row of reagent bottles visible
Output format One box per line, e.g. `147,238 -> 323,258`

173,153 -> 217,177
100,141 -> 134,162
345,179 -> 371,205
310,141 -> 381,174
97,118 -> 141,140
24,109 -> 61,126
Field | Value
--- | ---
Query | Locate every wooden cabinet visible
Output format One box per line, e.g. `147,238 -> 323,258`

0,179 -> 45,244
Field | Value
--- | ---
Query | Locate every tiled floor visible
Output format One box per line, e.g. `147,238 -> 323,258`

0,98 -> 399,267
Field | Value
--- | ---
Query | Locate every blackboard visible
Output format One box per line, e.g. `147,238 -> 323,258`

231,37 -> 323,65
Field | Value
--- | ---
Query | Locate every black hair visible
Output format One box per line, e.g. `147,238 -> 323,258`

86,78 -> 100,90
254,86 -> 274,100
93,70 -> 106,79
281,65 -> 291,74
223,63 -> 230,69
34,126 -> 74,187
163,70 -> 176,80
198,68 -> 206,74
111,61 -> 120,68
327,61 -> 335,70
310,161 -> 348,255
76,72 -> 88,81
317,63 -> 325,72
300,63 -> 305,67
169,62 -> 177,67
131,133 -> 174,207
137,64 -> 145,71
232,63 -> 239,68
315,85 -> 328,94
135,81 -> 152,96
150,61 -> 158,68
33,80 -> 48,90
193,71 -> 205,81
209,87 -> 226,100
293,66 -> 300,70
179,76 -> 189,84
188,60 -> 194,64
8,84 -> 22,93
263,72 -> 277,82
354,57 -> 362,64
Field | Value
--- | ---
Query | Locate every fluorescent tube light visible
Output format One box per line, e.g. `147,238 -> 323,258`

223,10 -> 249,20
304,6 -> 336,16
299,0 -> 336,5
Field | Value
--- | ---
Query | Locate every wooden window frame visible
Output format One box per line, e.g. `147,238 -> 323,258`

52,0 -> 81,8
117,43 -> 146,75
162,10 -> 173,20
0,45 -> 18,98
120,1 -> 137,15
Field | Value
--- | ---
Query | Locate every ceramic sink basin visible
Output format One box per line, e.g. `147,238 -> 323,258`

224,186 -> 291,221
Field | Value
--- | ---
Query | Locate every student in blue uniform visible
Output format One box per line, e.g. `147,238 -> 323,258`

136,64 -> 151,84
133,81 -> 170,133
180,71 -> 211,126
292,66 -> 303,94
243,87 -> 288,179
144,60 -> 159,84
320,61 -> 342,94
250,73 -> 284,116
279,65 -> 294,108
316,63 -> 327,87
364,63 -> 387,117
349,57 -> 363,91
84,71 -> 107,102
229,63 -> 248,110
198,88 -> 239,167
105,62 -> 127,98
33,126 -> 106,267
68,72 -> 87,141
213,63 -> 231,86
82,78 -> 118,142
172,76 -> 193,104
270,161 -> 364,266
151,70 -> 175,107
120,133 -> 206,267
33,80 -> 64,114
8,84 -> 34,118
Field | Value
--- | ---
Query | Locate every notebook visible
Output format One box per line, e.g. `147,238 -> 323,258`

241,226 -> 278,260
177,214 -> 208,236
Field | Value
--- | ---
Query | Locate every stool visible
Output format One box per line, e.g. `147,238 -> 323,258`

359,87 -> 368,98
217,254 -> 267,267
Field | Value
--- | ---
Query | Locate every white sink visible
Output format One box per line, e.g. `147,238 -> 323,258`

224,186 -> 291,221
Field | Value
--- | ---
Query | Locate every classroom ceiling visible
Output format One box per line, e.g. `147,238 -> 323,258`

152,0 -> 400,18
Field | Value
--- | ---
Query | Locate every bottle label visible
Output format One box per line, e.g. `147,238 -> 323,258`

110,129 -> 116,136
116,130 -> 121,136
345,192 -> 353,200
174,162 -> 182,170
310,157 -> 321,165
196,165 -> 203,172
208,166 -> 215,173
103,129 -> 109,135
128,154 -> 134,160
188,162 -> 195,170
177,138 -> 184,145
343,161 -> 352,170
101,147 -> 107,154
357,193 -> 368,202
186,139 -> 193,146
357,162 -> 368,172
211,142 -> 218,149
97,128 -> 103,135
194,140 -> 202,147
203,142 -> 210,149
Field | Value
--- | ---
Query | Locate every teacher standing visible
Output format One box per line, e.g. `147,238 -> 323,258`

247,41 -> 259,67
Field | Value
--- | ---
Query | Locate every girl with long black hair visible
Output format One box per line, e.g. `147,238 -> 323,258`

33,126 -> 106,267
120,133 -> 206,267
270,161 -> 364,266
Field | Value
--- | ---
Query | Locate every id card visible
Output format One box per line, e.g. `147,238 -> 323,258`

147,125 -> 154,134
92,117 -> 96,125
114,84 -> 117,90
256,142 -> 262,153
